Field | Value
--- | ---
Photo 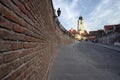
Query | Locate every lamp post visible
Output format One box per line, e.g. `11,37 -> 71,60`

57,8 -> 61,17
54,8 -> 61,22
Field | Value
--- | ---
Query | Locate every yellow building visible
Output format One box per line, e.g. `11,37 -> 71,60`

69,28 -> 80,40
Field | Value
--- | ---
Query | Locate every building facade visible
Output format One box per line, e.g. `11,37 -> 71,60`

88,24 -> 120,45
69,28 -> 80,40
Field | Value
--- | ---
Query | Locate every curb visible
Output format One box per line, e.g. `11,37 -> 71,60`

97,43 -> 120,52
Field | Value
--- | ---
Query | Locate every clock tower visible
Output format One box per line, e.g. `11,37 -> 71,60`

78,16 -> 84,34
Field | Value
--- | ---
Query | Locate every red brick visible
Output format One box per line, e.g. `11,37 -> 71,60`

12,0 -> 28,15
19,48 -> 33,58
18,18 -> 28,27
0,29 -> 25,41
0,0 -> 11,8
15,34 -> 26,41
25,23 -> 33,31
23,43 -> 31,49
1,0 -> 34,28
1,0 -> 23,17
19,50 -> 27,58
25,36 -> 38,42
24,29 -> 34,36
24,54 -> 33,63
23,42 -> 37,49
0,4 -> 19,23
0,4 -> 27,27
0,29 -> 4,38
12,58 -> 24,69
3,64 -> 27,80
3,51 -> 20,63
0,16 -> 12,30
0,4 -> 3,15
0,41 -> 12,52
12,24 -> 25,33
24,2 -> 38,21
24,67 -> 32,78
0,29 -> 11,39
11,42 -> 24,50
15,73 -> 24,80
12,65 -> 27,78
26,60 -> 34,68
0,63 -> 13,79
0,54 -> 3,65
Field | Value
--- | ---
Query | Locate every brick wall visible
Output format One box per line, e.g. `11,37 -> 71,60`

0,0 -> 73,80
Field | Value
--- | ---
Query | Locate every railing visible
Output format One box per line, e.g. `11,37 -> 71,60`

54,15 -> 74,38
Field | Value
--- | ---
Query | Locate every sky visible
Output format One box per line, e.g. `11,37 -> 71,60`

52,0 -> 120,32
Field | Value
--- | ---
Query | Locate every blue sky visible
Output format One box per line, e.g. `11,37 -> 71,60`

52,0 -> 120,32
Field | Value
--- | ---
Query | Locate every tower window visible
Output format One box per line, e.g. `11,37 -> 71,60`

81,21 -> 82,24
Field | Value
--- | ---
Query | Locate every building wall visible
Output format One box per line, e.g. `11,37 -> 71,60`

98,32 -> 120,45
0,0 -> 73,80
75,34 -> 80,40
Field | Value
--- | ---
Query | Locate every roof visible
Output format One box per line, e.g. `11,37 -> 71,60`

81,33 -> 87,37
79,16 -> 83,20
104,25 -> 113,30
69,29 -> 79,34
89,29 -> 105,36
89,31 -> 98,35
104,24 -> 120,30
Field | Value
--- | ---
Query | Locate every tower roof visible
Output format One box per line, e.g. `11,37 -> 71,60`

79,16 -> 83,20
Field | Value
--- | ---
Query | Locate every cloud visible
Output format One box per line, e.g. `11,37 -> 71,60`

53,0 -> 120,31
70,0 -> 79,8
53,0 -> 80,30
85,0 -> 120,31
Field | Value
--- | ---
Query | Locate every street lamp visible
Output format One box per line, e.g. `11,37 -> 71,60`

57,8 -> 61,17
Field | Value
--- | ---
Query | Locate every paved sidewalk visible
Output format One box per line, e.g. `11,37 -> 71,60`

97,43 -> 120,52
